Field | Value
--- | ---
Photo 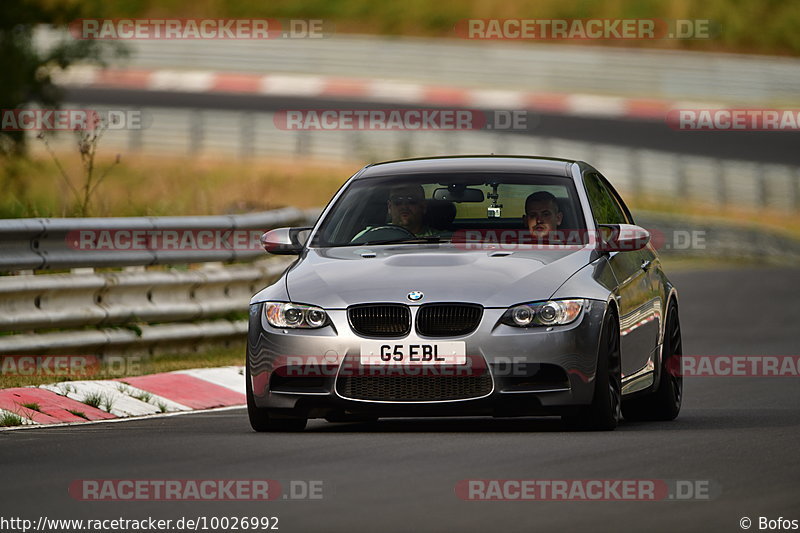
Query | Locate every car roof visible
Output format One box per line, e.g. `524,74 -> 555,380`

356,155 -> 581,179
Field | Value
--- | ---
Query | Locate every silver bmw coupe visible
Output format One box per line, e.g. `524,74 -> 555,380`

247,156 -> 682,431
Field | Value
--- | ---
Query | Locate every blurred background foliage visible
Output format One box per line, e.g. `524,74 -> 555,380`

52,0 -> 800,56
2,0 -> 798,220
0,0 -> 125,156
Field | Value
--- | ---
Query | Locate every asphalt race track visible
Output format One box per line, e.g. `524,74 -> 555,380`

2,267 -> 799,532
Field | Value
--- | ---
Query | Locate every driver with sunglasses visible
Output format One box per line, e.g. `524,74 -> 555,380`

352,184 -> 437,240
386,184 -> 436,236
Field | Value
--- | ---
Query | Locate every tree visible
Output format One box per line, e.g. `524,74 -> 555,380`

0,0 -> 126,156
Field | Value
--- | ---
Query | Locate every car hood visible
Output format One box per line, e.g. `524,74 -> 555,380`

283,244 -> 594,308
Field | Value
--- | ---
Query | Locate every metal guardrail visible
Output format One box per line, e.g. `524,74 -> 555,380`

0,260 -> 289,331
0,319 -> 251,357
34,28 -> 800,105
0,206 -> 314,271
0,261 -> 289,356
0,207 -> 319,355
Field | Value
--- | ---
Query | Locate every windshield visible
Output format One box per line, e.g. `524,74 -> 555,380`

311,173 -> 587,248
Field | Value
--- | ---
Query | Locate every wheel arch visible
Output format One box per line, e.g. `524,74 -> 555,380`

661,286 -> 680,345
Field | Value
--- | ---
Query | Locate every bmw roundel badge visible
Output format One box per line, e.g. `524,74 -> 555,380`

407,291 -> 424,301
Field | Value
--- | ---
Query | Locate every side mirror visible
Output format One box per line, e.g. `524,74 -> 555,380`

260,227 -> 311,255
596,224 -> 650,252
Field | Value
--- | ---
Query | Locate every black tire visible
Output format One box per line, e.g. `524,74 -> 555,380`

563,311 -> 621,431
246,366 -> 307,432
622,301 -> 683,422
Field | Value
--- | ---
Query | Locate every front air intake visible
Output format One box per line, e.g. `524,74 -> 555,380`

416,304 -> 483,337
348,304 -> 412,337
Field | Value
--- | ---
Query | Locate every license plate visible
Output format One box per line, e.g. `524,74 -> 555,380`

360,341 -> 466,365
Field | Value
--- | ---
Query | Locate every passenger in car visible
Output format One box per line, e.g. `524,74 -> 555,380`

523,191 -> 564,240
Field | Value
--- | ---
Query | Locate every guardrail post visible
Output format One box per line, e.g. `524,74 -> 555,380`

442,135 -> 456,158
676,155 -> 689,203
128,120 -> 143,152
539,137 -> 553,156
240,112 -> 254,159
295,130 -> 310,156
716,160 -> 727,208
794,169 -> 800,212
349,131 -> 363,160
629,148 -> 642,199
757,164 -> 768,209
189,110 -> 204,155
398,136 -> 412,159
585,143 -> 599,168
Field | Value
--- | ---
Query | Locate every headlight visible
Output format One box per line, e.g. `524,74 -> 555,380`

500,299 -> 585,327
264,302 -> 329,328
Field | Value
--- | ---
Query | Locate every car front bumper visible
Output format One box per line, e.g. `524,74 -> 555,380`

247,299 -> 607,418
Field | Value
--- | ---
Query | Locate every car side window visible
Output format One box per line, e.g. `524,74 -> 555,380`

598,175 -> 634,224
583,173 -> 628,225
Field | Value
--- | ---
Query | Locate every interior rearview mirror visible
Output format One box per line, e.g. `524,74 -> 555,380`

432,186 -> 485,202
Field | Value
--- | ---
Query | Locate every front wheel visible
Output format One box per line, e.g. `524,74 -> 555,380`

246,366 -> 307,432
563,311 -> 621,431
622,301 -> 682,421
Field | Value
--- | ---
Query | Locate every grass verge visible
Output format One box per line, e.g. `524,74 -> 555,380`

0,412 -> 25,427
1,152 -> 358,218
0,344 -> 245,390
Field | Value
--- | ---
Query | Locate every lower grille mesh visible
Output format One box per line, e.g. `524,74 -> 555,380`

336,356 -> 492,401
